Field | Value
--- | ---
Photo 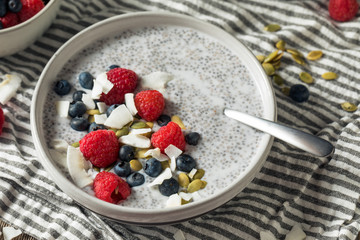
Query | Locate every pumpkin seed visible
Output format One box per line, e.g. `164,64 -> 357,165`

275,40 -> 286,51
146,121 -> 154,128
271,52 -> 284,63
262,63 -> 275,76
181,198 -> 191,205
130,159 -> 142,171
71,142 -> 80,148
272,60 -> 281,70
200,180 -> 207,189
171,115 -> 186,129
281,86 -> 290,96
88,115 -> 95,123
291,54 -> 305,65
264,24 -> 281,32
286,49 -> 303,57
187,179 -> 203,193
93,167 -> 100,172
161,160 -> 170,170
306,50 -> 323,61
86,109 -> 100,115
131,121 -> 148,129
264,50 -> 279,63
193,169 -> 205,180
135,149 -> 150,159
321,72 -> 337,80
341,102 -> 357,112
178,173 -> 190,187
299,72 -> 313,84
273,74 -> 284,86
116,126 -> 130,138
256,55 -> 266,63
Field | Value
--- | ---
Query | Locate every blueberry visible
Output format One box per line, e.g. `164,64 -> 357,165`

126,172 -> 145,187
289,84 -> 309,103
114,161 -> 131,177
88,122 -> 106,132
106,64 -> 120,71
8,0 -> 22,13
106,104 -> 120,117
0,21 -> 3,30
68,101 -> 87,118
119,145 -> 134,162
78,71 -> 94,89
176,154 -> 196,172
72,90 -> 86,102
144,158 -> 162,177
185,132 -> 201,146
70,117 -> 89,131
54,80 -> 71,96
156,114 -> 171,127
159,178 -> 179,196
0,0 -> 7,17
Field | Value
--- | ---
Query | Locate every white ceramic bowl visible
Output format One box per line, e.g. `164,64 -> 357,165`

0,0 -> 62,58
30,12 -> 276,225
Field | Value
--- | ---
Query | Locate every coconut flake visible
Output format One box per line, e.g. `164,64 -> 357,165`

173,230 -> 186,240
144,148 -> 169,161
94,114 -> 107,124
170,156 -> 176,172
2,227 -> 22,240
260,231 -> 277,240
129,128 -> 152,135
191,191 -> 202,201
166,193 -> 182,207
82,93 -> 96,109
0,74 -> 21,104
141,72 -> 173,92
119,134 -> 151,148
104,104 -> 133,129
96,72 -> 113,94
67,146 -> 93,188
96,101 -> 107,113
91,80 -> 103,99
285,224 -> 306,240
188,168 -> 197,179
125,93 -> 138,116
55,101 -> 70,118
165,144 -> 182,159
148,167 -> 172,187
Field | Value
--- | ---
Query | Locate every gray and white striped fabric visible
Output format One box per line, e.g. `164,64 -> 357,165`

1,0 -> 360,239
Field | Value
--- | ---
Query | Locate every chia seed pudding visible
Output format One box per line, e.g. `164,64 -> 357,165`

43,25 -> 265,209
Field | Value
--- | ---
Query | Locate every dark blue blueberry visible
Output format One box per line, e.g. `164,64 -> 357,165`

156,114 -> 171,127
54,80 -> 71,96
119,145 -> 134,162
72,90 -> 86,102
126,172 -> 145,187
78,71 -> 94,89
144,158 -> 162,177
0,0 -> 6,17
8,0 -> 22,13
185,132 -> 201,146
88,122 -> 106,132
106,104 -> 120,117
0,21 -> 3,30
159,178 -> 179,196
70,117 -> 89,131
106,64 -> 120,71
289,84 -> 309,103
114,161 -> 131,177
176,154 -> 196,172
68,101 -> 87,118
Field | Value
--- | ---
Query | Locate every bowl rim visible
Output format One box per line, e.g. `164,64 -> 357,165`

30,11 -> 276,225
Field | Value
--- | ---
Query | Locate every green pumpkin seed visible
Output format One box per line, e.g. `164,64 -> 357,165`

321,72 -> 337,80
131,121 -> 148,129
264,24 -> 281,32
281,86 -> 290,96
193,169 -> 205,180
116,126 -> 130,138
161,160 -> 170,170
264,50 -> 279,63
71,142 -> 80,148
286,49 -> 303,57
178,173 -> 190,187
271,52 -> 284,63
275,40 -> 286,51
130,159 -> 142,171
291,54 -> 305,65
171,115 -> 186,129
306,50 -> 323,61
341,102 -> 357,112
146,121 -> 154,128
262,63 -> 275,76
256,55 -> 266,63
135,149 -> 150,159
272,60 -> 281,70
93,167 -> 100,172
200,180 -> 207,189
187,179 -> 203,193
273,74 -> 284,86
299,72 -> 314,84
86,109 -> 100,115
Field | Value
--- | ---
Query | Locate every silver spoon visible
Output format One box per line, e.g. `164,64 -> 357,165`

224,109 -> 334,157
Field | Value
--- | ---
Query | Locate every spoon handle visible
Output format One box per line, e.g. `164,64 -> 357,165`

224,109 -> 334,157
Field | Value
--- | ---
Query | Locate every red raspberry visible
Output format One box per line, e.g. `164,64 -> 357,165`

0,12 -> 19,29
99,68 -> 138,105
328,0 -> 358,22
79,130 -> 119,168
93,171 -> 131,204
17,0 -> 45,23
151,122 -> 186,153
0,106 -> 4,135
134,90 -> 165,121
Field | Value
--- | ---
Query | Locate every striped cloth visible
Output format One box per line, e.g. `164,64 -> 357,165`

0,0 -> 359,239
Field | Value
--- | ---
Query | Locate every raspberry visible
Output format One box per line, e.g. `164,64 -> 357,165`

0,12 -> 19,28
93,171 -> 131,204
99,68 -> 138,105
134,90 -> 165,121
17,0 -> 44,22
79,130 -> 119,168
0,106 -> 4,135
151,122 -> 186,153
328,0 -> 359,22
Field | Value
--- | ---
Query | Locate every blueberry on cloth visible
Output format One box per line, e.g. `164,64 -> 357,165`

88,122 -> 106,132
156,114 -> 171,127
185,132 -> 201,146
114,161 -> 131,177
54,79 -> 71,96
8,0 -> 22,13
70,117 -> 89,131
159,178 -> 179,196
0,0 -> 7,17
176,154 -> 196,172
72,90 -> 86,102
106,64 -> 120,72
68,101 -> 87,118
144,158 -> 162,177
106,104 -> 120,117
126,172 -> 145,187
119,145 -> 134,162
289,84 -> 309,103
78,71 -> 94,89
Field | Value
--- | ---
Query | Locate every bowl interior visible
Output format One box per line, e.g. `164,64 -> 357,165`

31,12 -> 276,224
